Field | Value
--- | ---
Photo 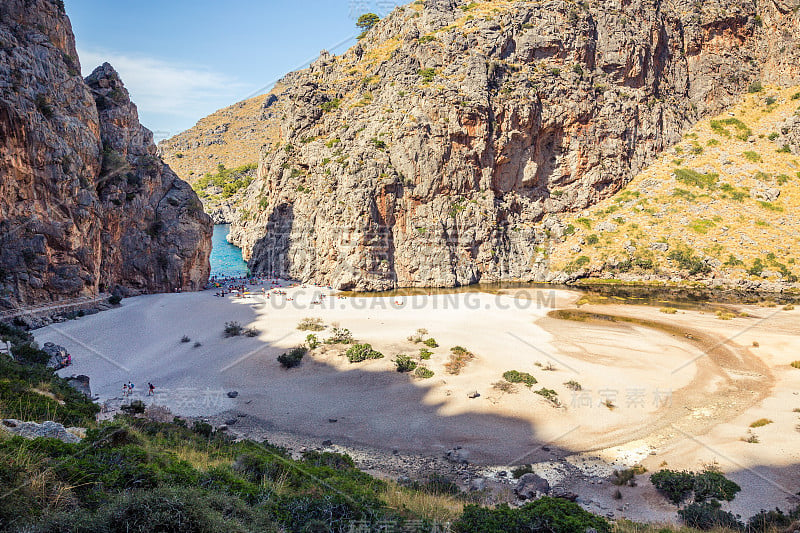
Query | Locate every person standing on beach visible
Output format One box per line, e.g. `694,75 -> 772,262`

128,382 -> 135,396
148,383 -> 155,396
122,383 -> 128,397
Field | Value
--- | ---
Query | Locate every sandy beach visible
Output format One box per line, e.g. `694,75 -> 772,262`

35,281 -> 800,522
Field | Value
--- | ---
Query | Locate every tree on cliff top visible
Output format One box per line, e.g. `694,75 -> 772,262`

357,13 -> 380,39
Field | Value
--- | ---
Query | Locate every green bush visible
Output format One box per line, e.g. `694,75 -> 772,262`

394,354 -> 417,373
414,366 -> 434,379
278,347 -> 307,369
650,470 -> 696,504
692,470 -> 741,502
674,168 -> 719,190
418,68 -> 436,83
502,370 -> 537,387
678,501 -> 743,530
742,150 -> 762,162
534,388 -> 559,406
422,338 -> 438,348
418,347 -> 433,360
306,334 -> 320,350
650,469 -> 739,506
345,344 -> 383,363
453,498 -> 610,533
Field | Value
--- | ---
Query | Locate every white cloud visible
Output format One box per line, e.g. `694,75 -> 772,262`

78,48 -> 255,137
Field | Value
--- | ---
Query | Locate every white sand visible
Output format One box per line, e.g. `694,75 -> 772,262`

36,282 -> 800,521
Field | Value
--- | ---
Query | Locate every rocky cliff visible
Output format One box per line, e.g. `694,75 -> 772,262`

226,0 -> 800,290
0,0 -> 211,310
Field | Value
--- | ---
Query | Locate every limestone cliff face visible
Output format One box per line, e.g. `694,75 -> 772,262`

229,0 -> 800,290
0,0 -> 211,310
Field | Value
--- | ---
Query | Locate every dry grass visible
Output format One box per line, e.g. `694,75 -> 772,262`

550,85 -> 800,283
380,481 -> 465,524
444,346 -> 476,375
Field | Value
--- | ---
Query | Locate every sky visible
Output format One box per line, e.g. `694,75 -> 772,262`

66,0 -> 406,141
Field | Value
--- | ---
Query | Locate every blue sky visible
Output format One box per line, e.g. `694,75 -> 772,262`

66,0 -> 405,140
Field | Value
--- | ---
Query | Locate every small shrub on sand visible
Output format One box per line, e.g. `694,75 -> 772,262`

244,327 -> 259,337
394,354 -> 417,373
742,431 -> 760,443
223,322 -> 243,337
534,388 -> 560,406
407,328 -> 429,343
792,361 -> 800,369
346,343 -> 383,363
502,370 -> 537,387
610,468 -> 644,491
783,304 -> 795,311
750,418 -> 773,428
752,341 -> 760,347
415,366 -> 434,379
445,346 -> 475,375
180,335 -> 191,343
716,310 -> 735,320
564,380 -> 582,391
306,334 -> 320,349
326,327 -> 354,344
278,347 -> 307,368
108,294 -> 122,305
601,399 -> 616,410
297,317 -> 325,331
492,380 -> 517,394
423,338 -> 439,348
659,307 -> 678,314
419,348 -> 433,360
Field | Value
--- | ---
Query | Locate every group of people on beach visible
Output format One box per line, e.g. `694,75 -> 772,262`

122,381 -> 156,397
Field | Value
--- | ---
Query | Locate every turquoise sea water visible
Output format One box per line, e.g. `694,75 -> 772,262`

210,224 -> 249,278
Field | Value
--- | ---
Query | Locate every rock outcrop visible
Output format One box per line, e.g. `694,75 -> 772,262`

0,0 -> 211,310
227,0 -> 800,290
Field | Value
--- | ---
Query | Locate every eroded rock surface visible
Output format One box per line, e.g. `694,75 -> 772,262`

229,0 -> 800,290
0,0 -> 211,310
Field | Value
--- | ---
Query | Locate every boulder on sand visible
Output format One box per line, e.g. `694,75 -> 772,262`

515,472 -> 550,500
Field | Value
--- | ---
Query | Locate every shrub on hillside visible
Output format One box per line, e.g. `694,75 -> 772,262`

453,498 -> 610,533
650,470 -> 696,504
650,469 -> 740,505
678,501 -> 743,530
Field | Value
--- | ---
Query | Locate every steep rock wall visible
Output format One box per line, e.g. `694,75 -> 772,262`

0,0 -> 211,309
230,0 -> 800,290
